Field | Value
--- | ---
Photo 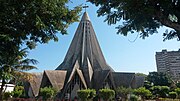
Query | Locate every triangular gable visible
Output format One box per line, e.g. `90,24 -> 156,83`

29,72 -> 43,97
112,72 -> 135,88
131,76 -> 145,88
76,69 -> 87,88
67,60 -> 79,83
42,70 -> 67,91
67,60 -> 87,88
59,61 -> 87,99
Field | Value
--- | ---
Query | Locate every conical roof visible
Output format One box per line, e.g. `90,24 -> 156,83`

56,12 -> 113,72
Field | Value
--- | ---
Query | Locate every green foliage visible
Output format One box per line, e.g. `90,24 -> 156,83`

175,88 -> 180,98
0,0 -> 81,49
144,81 -> 153,89
89,0 -> 180,41
133,87 -> 152,100
0,0 -> 81,98
99,88 -> 115,101
169,92 -> 177,99
39,87 -> 56,100
175,88 -> 180,95
135,73 -> 147,77
0,38 -> 38,79
176,82 -> 180,88
3,92 -> 12,100
150,86 -> 161,98
77,89 -> 89,101
161,86 -> 170,97
130,94 -> 138,101
150,86 -> 170,98
116,86 -> 132,100
146,72 -> 172,86
88,89 -> 96,99
0,44 -> 37,100
14,86 -> 24,91
11,86 -> 24,98
77,89 -> 96,101
12,90 -> 23,98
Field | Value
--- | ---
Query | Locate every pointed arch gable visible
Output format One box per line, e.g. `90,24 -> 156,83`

41,70 -> 67,91
28,72 -> 43,97
76,69 -> 87,88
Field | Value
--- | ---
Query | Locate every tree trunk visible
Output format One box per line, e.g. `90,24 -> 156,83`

0,78 -> 6,100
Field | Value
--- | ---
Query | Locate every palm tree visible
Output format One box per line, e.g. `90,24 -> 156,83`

0,35 -> 38,100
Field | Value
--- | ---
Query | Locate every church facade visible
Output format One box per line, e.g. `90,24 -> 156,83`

25,12 -> 144,99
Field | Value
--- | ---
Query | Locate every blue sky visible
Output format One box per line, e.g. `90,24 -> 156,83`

29,1 -> 180,74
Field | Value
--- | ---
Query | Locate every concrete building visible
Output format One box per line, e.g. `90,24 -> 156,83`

25,12 -> 144,99
156,49 -> 180,81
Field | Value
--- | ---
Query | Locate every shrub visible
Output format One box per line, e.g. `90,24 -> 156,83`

14,86 -> 24,91
39,87 -> 56,100
77,89 -> 96,101
160,86 -> 170,98
88,89 -> 96,99
176,82 -> 180,88
77,89 -> 89,101
116,86 -> 132,100
169,92 -> 177,99
130,94 -> 138,101
11,86 -> 24,98
133,87 -> 152,100
12,90 -> 23,98
99,88 -> 115,101
175,88 -> 180,98
150,86 -> 170,98
3,92 -> 12,100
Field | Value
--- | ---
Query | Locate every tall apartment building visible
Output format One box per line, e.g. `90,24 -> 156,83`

156,49 -> 180,81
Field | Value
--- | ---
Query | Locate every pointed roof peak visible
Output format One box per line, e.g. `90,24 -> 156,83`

81,12 -> 90,21
56,10 -> 114,71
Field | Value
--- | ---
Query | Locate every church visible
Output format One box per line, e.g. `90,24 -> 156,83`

25,12 -> 144,99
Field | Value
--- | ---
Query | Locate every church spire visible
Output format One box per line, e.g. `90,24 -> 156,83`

81,12 -> 90,21
56,12 -> 113,72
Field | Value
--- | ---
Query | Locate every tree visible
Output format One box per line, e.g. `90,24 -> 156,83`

99,88 -> 115,101
146,72 -> 172,86
0,0 -> 81,49
116,86 -> 132,100
135,73 -> 147,77
0,1 -> 81,100
0,41 -> 37,100
89,0 -> 180,41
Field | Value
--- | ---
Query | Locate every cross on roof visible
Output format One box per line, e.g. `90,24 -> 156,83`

83,4 -> 89,12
